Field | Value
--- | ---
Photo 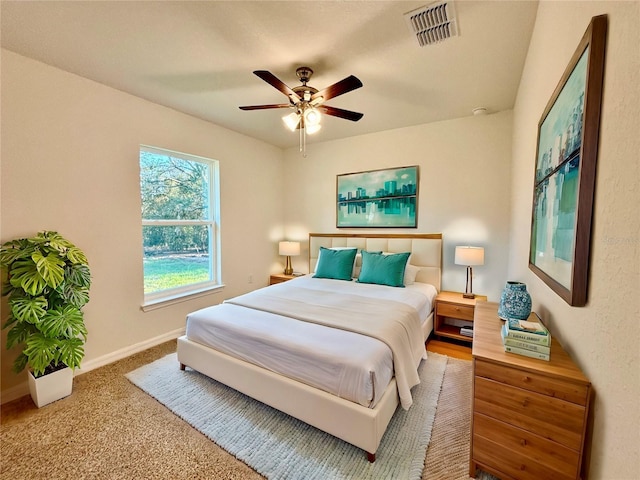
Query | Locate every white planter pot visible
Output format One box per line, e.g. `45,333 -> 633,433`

28,367 -> 74,408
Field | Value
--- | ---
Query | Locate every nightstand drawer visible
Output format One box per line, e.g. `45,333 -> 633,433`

474,376 -> 585,450
436,302 -> 474,321
475,359 -> 589,405
473,413 -> 580,479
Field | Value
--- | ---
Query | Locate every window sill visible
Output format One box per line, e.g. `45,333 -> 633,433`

141,284 -> 225,312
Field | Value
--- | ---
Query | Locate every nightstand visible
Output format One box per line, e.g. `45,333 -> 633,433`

433,291 -> 487,343
269,273 -> 296,285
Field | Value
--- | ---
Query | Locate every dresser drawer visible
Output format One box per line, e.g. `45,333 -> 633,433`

473,413 -> 579,479
475,359 -> 589,406
474,376 -> 586,450
437,302 -> 474,321
473,426 -> 577,480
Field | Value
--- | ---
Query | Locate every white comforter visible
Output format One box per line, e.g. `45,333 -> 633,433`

186,275 -> 436,408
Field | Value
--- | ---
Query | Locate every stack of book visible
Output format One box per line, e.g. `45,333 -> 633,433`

460,326 -> 473,338
501,312 -> 551,361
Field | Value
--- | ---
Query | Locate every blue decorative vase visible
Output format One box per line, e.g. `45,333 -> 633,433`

498,281 -> 532,320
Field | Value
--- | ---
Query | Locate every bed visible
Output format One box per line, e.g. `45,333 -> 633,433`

177,233 -> 443,461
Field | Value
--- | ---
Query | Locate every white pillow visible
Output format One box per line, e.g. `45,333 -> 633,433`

403,264 -> 420,285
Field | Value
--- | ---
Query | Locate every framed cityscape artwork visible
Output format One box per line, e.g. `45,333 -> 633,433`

336,166 -> 418,228
529,15 -> 607,307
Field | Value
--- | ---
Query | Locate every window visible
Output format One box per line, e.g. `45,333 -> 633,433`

139,146 -> 221,309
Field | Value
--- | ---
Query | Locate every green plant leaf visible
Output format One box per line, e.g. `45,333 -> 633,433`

6,320 -> 35,350
58,337 -> 85,370
23,333 -> 59,377
65,246 -> 88,265
65,263 -> 91,288
61,285 -> 90,308
41,231 -> 73,253
2,314 -> 18,330
12,352 -> 29,374
32,252 -> 66,289
0,241 -> 34,266
39,305 -> 86,340
9,259 -> 48,296
9,295 -> 48,324
2,280 -> 19,297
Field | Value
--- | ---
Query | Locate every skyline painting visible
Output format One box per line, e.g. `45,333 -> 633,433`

337,166 -> 418,228
528,14 -> 607,307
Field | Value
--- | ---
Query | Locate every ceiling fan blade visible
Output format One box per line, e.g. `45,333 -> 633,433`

253,70 -> 301,102
317,105 -> 364,122
311,75 -> 362,102
239,104 -> 291,111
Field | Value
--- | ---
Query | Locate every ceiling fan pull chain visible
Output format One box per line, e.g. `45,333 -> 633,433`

302,121 -> 307,157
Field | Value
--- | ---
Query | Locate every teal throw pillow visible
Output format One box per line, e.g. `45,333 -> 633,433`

357,250 -> 411,287
313,247 -> 358,281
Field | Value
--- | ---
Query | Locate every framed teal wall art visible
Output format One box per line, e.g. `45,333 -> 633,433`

337,166 -> 418,228
529,15 -> 607,307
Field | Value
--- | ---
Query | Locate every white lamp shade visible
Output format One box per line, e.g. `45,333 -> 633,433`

305,123 -> 321,134
304,107 -> 321,126
282,112 -> 300,131
455,246 -> 484,266
279,241 -> 300,256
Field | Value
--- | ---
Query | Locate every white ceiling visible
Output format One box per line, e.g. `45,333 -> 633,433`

1,1 -> 538,149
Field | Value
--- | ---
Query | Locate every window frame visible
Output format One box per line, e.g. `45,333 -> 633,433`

139,145 -> 222,311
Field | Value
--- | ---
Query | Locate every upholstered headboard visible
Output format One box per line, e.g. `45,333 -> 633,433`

309,233 -> 443,292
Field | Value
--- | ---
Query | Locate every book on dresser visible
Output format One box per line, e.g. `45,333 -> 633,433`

500,325 -> 551,354
504,312 -> 551,346
502,313 -> 551,360
504,343 -> 550,361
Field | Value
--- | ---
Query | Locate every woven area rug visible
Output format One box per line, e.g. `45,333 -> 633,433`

127,352 -> 448,480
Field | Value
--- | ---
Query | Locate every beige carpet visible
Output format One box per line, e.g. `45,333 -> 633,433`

1,341 -> 484,479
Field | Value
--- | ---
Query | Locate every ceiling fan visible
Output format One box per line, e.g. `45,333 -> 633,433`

239,67 -> 364,155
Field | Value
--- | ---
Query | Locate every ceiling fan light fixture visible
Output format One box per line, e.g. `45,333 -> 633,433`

282,111 -> 300,131
303,107 -> 321,127
241,67 -> 363,157
306,123 -> 321,135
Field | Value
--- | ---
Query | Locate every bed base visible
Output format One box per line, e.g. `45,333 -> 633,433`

177,335 -> 400,461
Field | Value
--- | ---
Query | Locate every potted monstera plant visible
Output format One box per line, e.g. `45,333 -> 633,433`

0,231 -> 91,407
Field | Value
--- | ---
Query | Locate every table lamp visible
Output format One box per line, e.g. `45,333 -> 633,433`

454,246 -> 484,299
279,241 -> 300,275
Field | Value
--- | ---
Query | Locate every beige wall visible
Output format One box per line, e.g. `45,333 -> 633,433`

1,50 -> 285,397
509,2 -> 640,478
282,111 -> 514,302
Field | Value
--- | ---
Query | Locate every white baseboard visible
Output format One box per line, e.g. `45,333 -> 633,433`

0,327 -> 185,405
77,327 -> 185,375
1,383 -> 30,405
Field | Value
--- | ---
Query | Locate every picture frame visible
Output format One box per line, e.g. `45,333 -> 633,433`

337,166 -> 418,228
529,15 -> 607,307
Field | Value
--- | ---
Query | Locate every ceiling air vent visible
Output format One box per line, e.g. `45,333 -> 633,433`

404,1 -> 459,47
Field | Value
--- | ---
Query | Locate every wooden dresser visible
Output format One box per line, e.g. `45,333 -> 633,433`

470,302 -> 592,480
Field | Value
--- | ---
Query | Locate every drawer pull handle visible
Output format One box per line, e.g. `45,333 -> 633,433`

523,376 -> 531,383
522,398 -> 529,407
521,439 -> 527,446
